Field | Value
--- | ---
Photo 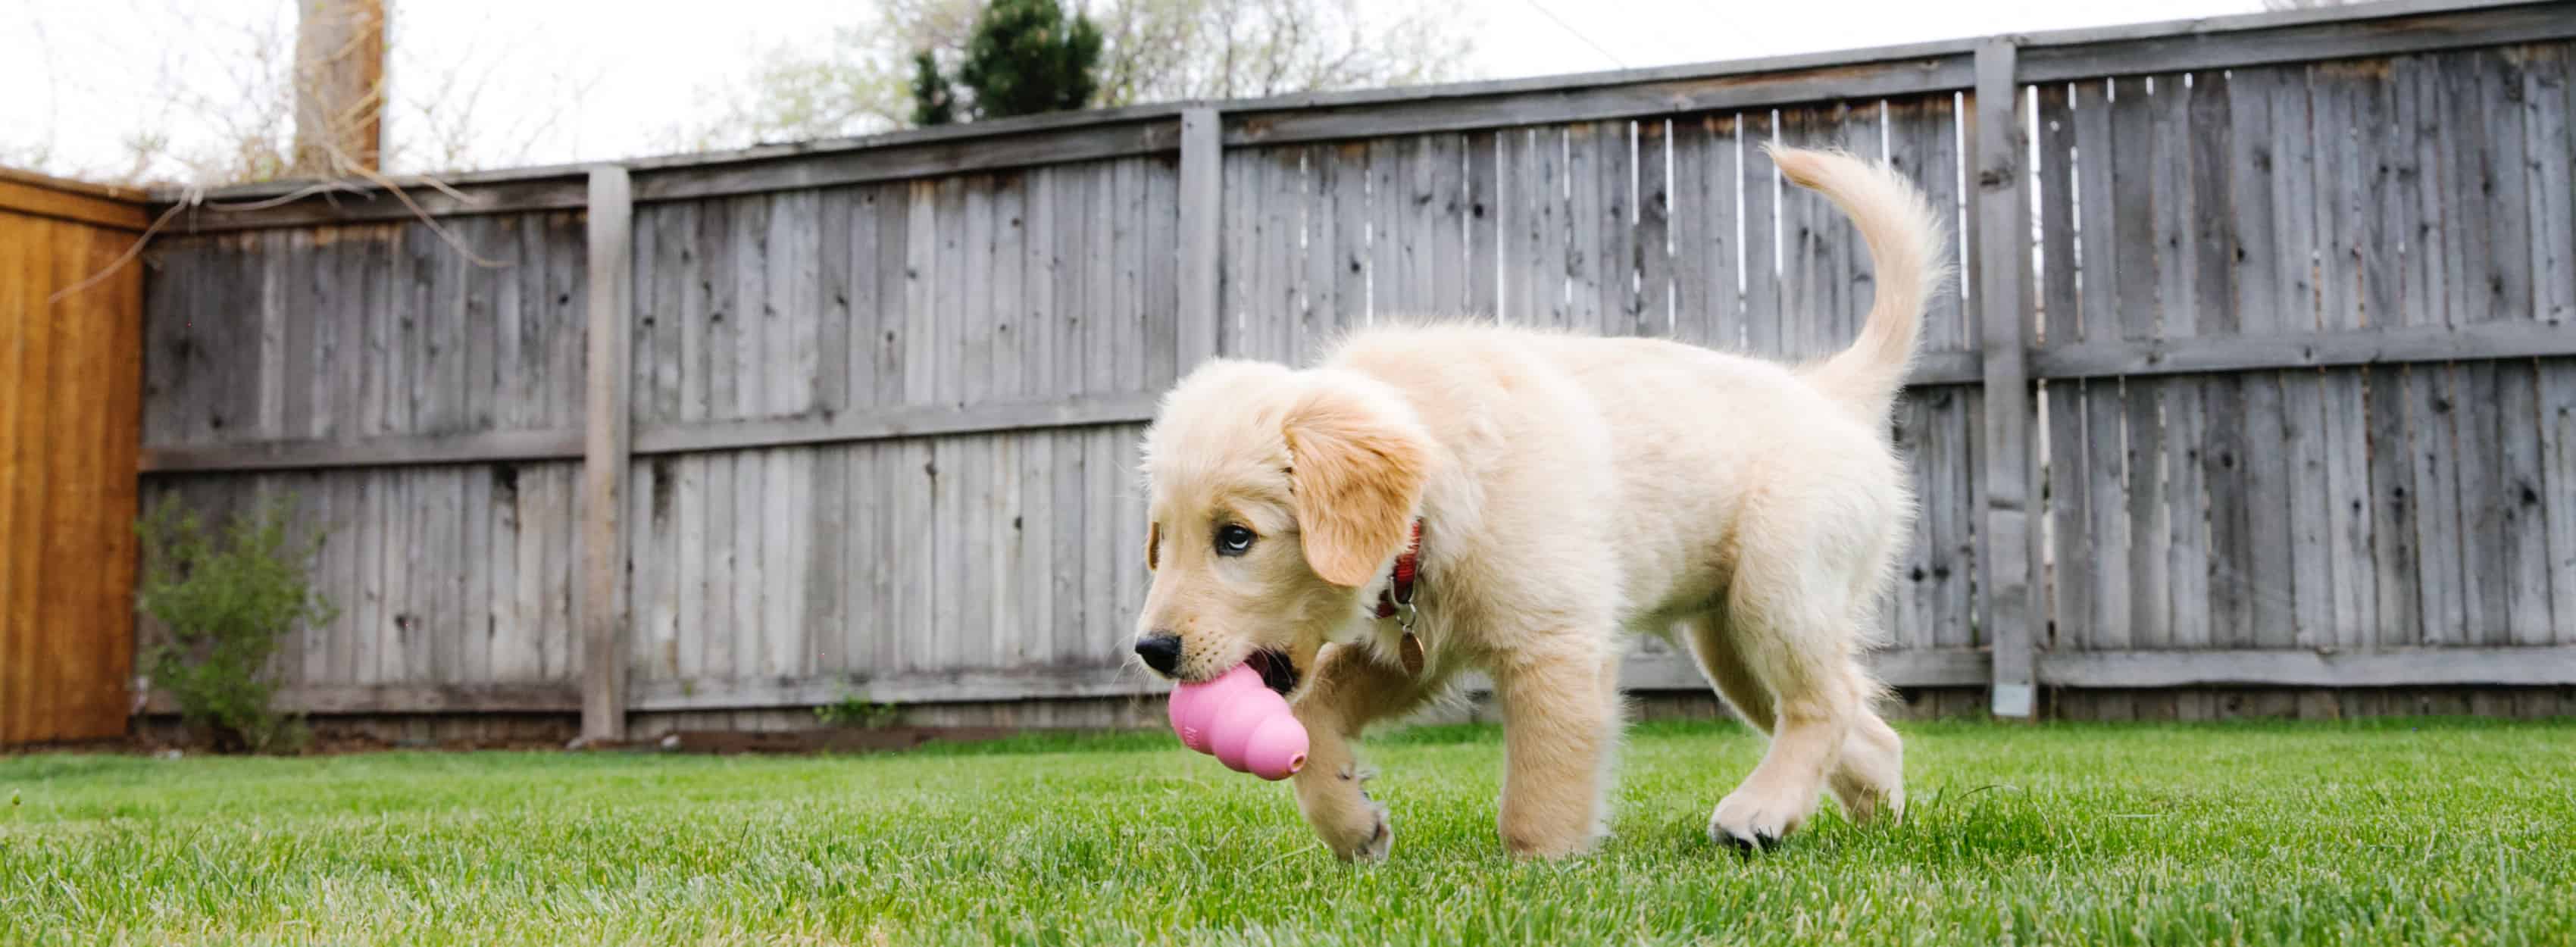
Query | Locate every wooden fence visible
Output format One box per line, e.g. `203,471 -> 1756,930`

129,0 -> 2576,736
0,170 -> 145,743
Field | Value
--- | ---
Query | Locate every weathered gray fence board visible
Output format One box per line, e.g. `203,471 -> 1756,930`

1439,133 -> 1479,319
2446,54 -> 2506,649
1301,145 -> 1343,358
1497,130 -> 1534,327
1371,138 -> 1408,319
2114,78 -> 2168,668
1666,116 -> 1718,348
1902,92 -> 1978,652
2130,73 -> 2186,664
2080,78 -> 2129,657
2523,45 -> 2576,646
1540,126 -> 1577,330
1738,111 -> 1781,356
2308,68 -> 2371,654
1777,108 -> 1821,356
2227,67 -> 2295,657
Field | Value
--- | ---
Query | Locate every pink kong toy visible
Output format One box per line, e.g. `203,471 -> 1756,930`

1167,664 -> 1308,780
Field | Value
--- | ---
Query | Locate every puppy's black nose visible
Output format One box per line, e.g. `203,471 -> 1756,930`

1133,632 -> 1183,675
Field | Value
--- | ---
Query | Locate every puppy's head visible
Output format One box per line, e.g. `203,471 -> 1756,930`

1133,360 -> 1430,695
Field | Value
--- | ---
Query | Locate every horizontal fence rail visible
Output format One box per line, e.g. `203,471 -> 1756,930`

122,0 -> 2576,729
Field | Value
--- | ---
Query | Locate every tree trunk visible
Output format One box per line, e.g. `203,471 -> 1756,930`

290,0 -> 386,177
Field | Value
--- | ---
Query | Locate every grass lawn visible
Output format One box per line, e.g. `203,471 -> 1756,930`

3,717 -> 2571,945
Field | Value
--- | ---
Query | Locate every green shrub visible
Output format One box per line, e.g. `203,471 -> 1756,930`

814,697 -> 902,729
135,496 -> 335,753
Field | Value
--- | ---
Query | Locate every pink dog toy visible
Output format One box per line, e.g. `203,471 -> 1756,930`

1167,664 -> 1308,780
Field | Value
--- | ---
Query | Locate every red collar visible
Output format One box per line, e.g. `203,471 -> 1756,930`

1373,520 -> 1424,620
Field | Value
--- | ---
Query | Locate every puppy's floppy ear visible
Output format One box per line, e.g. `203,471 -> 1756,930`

1283,385 -> 1428,587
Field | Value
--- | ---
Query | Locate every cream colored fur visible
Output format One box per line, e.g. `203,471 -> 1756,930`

1134,145 -> 1946,860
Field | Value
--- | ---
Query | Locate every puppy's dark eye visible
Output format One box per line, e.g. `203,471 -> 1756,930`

1215,524 -> 1257,556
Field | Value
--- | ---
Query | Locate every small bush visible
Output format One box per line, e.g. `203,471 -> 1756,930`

814,697 -> 902,729
135,496 -> 335,753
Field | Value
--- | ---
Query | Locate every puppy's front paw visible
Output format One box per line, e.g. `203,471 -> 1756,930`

1305,791 -> 1391,862
1296,768 -> 1393,862
1708,786 -> 1812,852
1335,797 -> 1393,862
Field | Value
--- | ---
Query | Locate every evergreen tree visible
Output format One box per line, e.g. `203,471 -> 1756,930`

909,50 -> 958,126
907,0 -> 1103,124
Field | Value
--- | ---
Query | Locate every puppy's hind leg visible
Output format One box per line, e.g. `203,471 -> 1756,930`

1701,570 -> 1870,850
1686,613 -> 1902,829
1681,609 -> 1774,733
1825,655 -> 1905,825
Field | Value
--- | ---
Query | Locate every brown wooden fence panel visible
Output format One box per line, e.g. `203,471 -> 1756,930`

0,170 -> 145,744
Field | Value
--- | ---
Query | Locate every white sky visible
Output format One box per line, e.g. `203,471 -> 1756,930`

2,0 -> 2265,183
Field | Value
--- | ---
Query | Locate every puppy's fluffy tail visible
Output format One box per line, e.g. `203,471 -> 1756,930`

1768,144 -> 1949,422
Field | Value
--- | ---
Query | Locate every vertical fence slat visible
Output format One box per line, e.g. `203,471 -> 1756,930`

1178,109 -> 1221,373
1637,120 -> 1672,339
2033,83 -> 2077,661
1047,168 -> 1087,667
1019,169 -> 1057,670
1912,92 -> 1974,655
1739,111 -> 1779,357
1501,130 -> 1533,325
1276,148 -> 1317,359
2311,66 -> 2379,655
1298,145 -> 1340,358
2530,45 -> 2576,647
1,217 -> 27,742
1075,167 -> 1114,670
1466,132 -> 1499,318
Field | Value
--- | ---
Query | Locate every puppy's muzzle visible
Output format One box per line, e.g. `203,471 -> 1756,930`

1133,631 -> 1183,676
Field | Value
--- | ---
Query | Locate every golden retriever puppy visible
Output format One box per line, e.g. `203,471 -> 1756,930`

1133,145 -> 1944,860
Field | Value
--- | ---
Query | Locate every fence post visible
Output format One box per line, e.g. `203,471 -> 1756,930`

1177,108 -> 1224,370
1971,37 -> 2039,719
578,166 -> 634,742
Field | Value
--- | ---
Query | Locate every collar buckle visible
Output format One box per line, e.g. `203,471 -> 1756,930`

1372,519 -> 1424,624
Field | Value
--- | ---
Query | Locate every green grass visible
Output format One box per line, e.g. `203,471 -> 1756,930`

4,718 -> 2571,945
